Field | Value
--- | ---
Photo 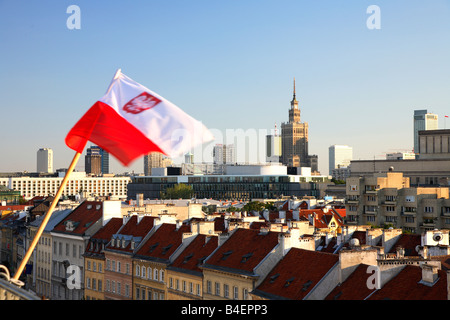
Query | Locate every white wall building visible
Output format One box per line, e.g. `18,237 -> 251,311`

0,172 -> 130,200
328,145 -> 353,176
213,144 -> 236,164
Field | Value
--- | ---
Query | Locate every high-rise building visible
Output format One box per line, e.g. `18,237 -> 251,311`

329,145 -> 353,175
266,127 -> 282,163
85,146 -> 109,175
414,110 -> 438,153
144,152 -> 172,175
281,79 -> 318,171
213,144 -> 236,164
37,148 -> 53,173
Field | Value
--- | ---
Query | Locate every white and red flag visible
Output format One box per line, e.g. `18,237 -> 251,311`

65,69 -> 214,165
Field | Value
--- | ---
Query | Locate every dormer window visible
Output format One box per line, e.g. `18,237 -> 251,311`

96,205 -> 101,210
122,239 -> 126,248
111,238 -> 115,247
87,204 -> 92,209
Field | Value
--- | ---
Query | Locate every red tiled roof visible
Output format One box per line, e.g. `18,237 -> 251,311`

325,264 -> 377,300
368,265 -> 447,300
85,218 -> 123,256
203,228 -> 280,274
134,223 -> 191,261
254,248 -> 339,300
105,215 -> 157,253
169,234 -> 218,274
298,209 -> 344,229
388,234 -> 421,256
52,201 -> 103,236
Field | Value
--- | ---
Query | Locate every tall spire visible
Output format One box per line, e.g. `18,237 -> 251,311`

293,77 -> 296,100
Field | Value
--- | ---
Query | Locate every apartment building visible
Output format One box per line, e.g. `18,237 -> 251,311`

103,214 -> 158,300
27,209 -> 72,299
50,201 -> 109,300
132,223 -> 191,300
345,171 -> 450,233
83,217 -> 123,300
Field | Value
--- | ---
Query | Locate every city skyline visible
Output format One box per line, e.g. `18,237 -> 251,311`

1,1 -> 450,174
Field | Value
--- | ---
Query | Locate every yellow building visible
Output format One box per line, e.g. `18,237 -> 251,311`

83,217 -> 123,300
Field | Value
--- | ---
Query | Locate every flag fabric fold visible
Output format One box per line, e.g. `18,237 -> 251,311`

65,69 -> 214,166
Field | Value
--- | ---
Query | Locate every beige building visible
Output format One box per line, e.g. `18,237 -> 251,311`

144,153 -> 172,176
27,209 -> 72,299
346,171 -> 450,233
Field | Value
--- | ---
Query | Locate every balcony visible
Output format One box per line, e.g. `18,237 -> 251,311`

0,267 -> 40,300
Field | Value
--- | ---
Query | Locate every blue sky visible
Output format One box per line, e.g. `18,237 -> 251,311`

1,1 -> 450,174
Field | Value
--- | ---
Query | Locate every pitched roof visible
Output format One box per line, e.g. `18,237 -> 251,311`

52,201 -> 103,236
134,223 -> 191,263
169,234 -> 218,275
389,233 -> 421,256
203,228 -> 280,275
105,215 -> 157,254
325,264 -> 377,300
253,248 -> 339,300
368,265 -> 447,300
85,218 -> 123,257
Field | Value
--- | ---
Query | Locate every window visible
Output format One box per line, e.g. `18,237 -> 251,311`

424,207 -> 433,213
183,280 -> 187,292
196,284 -> 201,296
224,284 -> 229,298
136,265 -> 140,277
206,280 -> 211,294
215,282 -> 220,296
147,267 -> 151,279
154,269 -> 158,281
242,288 -> 248,300
233,286 -> 238,300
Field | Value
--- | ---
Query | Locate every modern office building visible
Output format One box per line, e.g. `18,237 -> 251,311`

85,146 -> 109,175
128,164 -> 331,201
37,148 -> 53,174
350,129 -> 450,186
144,153 -> 173,176
266,134 -> 282,163
213,144 -> 236,165
328,145 -> 353,176
281,79 -> 318,172
414,110 -> 438,154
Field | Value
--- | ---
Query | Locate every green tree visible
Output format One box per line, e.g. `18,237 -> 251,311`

161,184 -> 194,199
242,201 -> 265,213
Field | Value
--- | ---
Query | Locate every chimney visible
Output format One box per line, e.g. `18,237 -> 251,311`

420,263 -> 439,286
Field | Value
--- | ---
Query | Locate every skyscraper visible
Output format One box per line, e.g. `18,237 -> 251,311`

213,144 -> 236,164
85,146 -> 109,175
37,148 -> 53,173
328,145 -> 353,175
414,109 -> 438,153
281,79 -> 317,170
144,152 -> 173,175
266,124 -> 282,163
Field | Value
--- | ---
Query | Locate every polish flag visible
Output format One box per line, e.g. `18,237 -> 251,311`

65,69 -> 214,166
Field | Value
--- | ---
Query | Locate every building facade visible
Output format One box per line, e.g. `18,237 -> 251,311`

37,148 -> 53,174
329,145 -> 352,176
414,109 -> 438,153
0,173 -> 130,200
345,171 -> 450,233
213,144 -> 236,165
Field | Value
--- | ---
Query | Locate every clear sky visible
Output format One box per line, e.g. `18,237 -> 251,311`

1,0 -> 450,174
